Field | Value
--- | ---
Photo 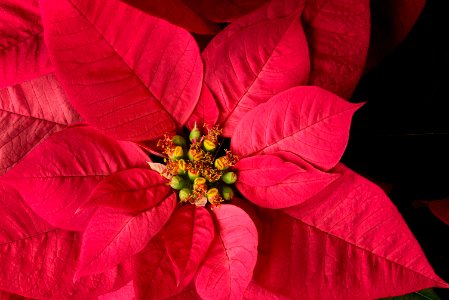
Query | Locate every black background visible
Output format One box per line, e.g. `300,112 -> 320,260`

344,0 -> 449,297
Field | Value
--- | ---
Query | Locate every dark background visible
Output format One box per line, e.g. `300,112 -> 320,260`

343,0 -> 449,297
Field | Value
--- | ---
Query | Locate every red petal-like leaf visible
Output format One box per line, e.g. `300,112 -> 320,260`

187,84 -> 219,129
231,86 -> 362,170
135,235 -> 183,299
202,0 -> 310,136
235,153 -> 339,208
163,205 -> 215,286
0,0 -> 52,88
98,281 -> 135,300
120,0 -> 219,34
244,281 -> 290,300
426,199 -> 449,226
0,74 -> 79,175
195,205 -> 258,300
251,165 -> 448,299
76,193 -> 176,278
367,0 -> 426,70
2,126 -> 147,230
40,0 -> 203,141
302,0 -> 370,98
84,168 -> 171,213
166,284 -> 201,300
0,183 -> 132,299
182,0 -> 267,22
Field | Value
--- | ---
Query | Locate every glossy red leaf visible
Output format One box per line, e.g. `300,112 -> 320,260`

135,235 -> 184,299
98,281 -> 135,300
426,199 -> 449,226
83,168 -> 171,213
163,205 -> 215,286
0,74 -> 79,175
302,0 -> 370,98
202,0 -> 310,136
120,0 -> 219,34
251,165 -> 448,299
40,0 -> 203,141
367,0 -> 426,70
76,193 -> 176,278
195,205 -> 258,300
235,153 -> 339,208
1,126 -> 147,230
231,86 -> 362,170
187,84 -> 219,130
0,183 -> 133,299
182,0 -> 267,22
0,0 -> 53,88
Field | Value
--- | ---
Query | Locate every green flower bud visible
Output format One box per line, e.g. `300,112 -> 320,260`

179,188 -> 192,202
188,149 -> 203,162
189,123 -> 201,142
170,175 -> 186,190
214,156 -> 228,171
172,135 -> 186,147
169,146 -> 184,160
188,169 -> 200,181
193,177 -> 207,190
222,171 -> 237,184
203,139 -> 216,152
221,185 -> 234,201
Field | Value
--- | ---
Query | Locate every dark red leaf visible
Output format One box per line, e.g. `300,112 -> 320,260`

0,0 -> 53,88
202,0 -> 310,136
120,0 -> 219,34
195,205 -> 258,300
0,74 -> 79,175
76,193 -> 176,278
366,0 -> 426,70
40,0 -> 203,141
231,86 -> 362,170
426,199 -> 449,226
235,153 -> 339,208
182,0 -> 268,22
251,165 -> 448,299
1,126 -> 147,230
302,0 -> 370,98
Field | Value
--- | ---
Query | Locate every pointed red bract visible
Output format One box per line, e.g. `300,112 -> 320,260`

98,281 -> 135,300
426,199 -> 449,226
120,0 -> 219,34
251,165 -> 447,299
182,0 -> 267,22
40,0 -> 203,141
195,205 -> 258,300
76,193 -> 176,278
2,126 -> 147,230
202,0 -> 310,136
0,183 -> 133,299
244,281 -> 290,299
163,206 -> 215,286
187,84 -> 219,130
231,87 -> 362,170
0,74 -> 79,175
367,0 -> 426,70
302,0 -> 370,98
83,168 -> 171,213
235,153 -> 339,208
0,0 -> 53,88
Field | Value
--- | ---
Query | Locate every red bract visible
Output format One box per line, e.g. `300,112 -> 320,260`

0,0 -> 445,299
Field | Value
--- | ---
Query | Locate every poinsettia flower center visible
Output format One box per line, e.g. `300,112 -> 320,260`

153,124 -> 238,208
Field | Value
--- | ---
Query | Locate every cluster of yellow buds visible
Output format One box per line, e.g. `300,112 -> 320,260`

154,124 -> 238,208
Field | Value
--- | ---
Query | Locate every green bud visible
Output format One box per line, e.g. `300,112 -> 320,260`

214,156 -> 228,171
172,135 -> 186,147
179,188 -> 192,202
177,159 -> 187,175
170,175 -> 186,190
203,139 -> 216,152
221,185 -> 234,201
188,169 -> 200,181
193,177 -> 207,190
222,171 -> 237,184
189,123 -> 201,142
188,149 -> 203,162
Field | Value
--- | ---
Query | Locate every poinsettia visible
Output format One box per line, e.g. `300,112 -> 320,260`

0,0 -> 446,299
